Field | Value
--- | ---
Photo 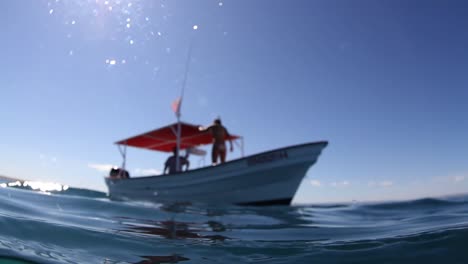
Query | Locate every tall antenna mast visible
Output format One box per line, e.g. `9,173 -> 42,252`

175,25 -> 197,171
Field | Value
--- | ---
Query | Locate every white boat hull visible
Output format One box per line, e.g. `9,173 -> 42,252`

105,142 -> 327,205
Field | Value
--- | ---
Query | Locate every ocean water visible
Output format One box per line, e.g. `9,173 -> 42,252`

1,184 -> 468,263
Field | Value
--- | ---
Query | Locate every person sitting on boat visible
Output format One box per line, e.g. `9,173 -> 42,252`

109,167 -> 130,179
164,147 -> 190,174
199,118 -> 233,165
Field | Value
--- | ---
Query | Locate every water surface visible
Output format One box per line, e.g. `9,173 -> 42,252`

1,184 -> 467,263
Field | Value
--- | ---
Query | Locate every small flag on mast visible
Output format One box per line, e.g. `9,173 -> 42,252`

171,97 -> 182,117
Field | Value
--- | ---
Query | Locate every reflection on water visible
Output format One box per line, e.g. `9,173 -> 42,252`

134,255 -> 189,264
122,218 -> 229,241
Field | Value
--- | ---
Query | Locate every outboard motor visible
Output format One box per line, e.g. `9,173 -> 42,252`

109,167 -> 130,179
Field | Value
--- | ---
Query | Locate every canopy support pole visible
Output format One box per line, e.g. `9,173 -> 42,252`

241,137 -> 245,157
235,137 -> 244,158
175,118 -> 181,172
118,143 -> 127,173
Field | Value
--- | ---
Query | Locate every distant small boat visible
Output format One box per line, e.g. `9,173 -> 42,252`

105,122 -> 327,206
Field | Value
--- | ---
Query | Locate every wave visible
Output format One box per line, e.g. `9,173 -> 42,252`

357,195 -> 468,211
0,186 -> 467,263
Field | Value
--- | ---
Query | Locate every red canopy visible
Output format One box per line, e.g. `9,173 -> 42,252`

115,122 -> 240,152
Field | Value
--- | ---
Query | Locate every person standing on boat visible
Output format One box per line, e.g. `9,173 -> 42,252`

164,147 -> 190,174
200,118 -> 233,165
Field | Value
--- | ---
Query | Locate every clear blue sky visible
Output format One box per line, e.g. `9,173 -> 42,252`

0,0 -> 467,203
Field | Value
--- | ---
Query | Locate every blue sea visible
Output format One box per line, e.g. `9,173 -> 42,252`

1,184 -> 468,263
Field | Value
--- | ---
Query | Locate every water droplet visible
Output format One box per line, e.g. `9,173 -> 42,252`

145,17 -> 150,21
105,59 -> 110,64
166,47 -> 171,53
104,1 -> 109,5
109,60 -> 116,65
49,9 -> 54,14
71,20 -> 76,25
129,39 -> 134,45
128,2 -> 132,7
121,59 -> 126,64
69,50 -> 73,56
126,18 -> 131,22
126,23 -> 131,28
108,6 -> 113,11
157,32 -> 162,36
219,2 -> 223,6
193,25 -> 198,30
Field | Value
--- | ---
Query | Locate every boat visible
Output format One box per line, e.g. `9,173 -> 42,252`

104,122 -> 328,206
